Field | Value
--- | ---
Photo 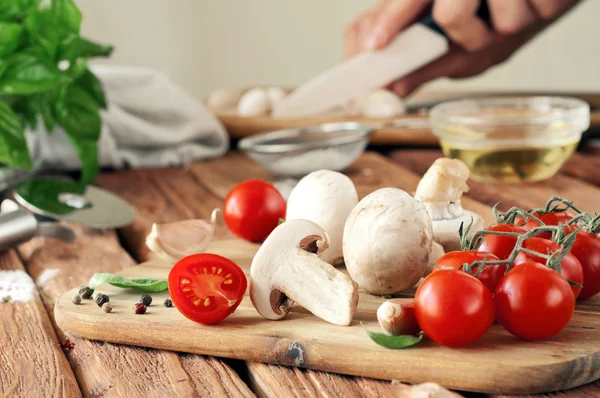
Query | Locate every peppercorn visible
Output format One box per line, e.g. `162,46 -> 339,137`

133,302 -> 146,314
95,293 -> 109,307
2,296 -> 11,303
72,295 -> 82,305
163,298 -> 173,308
78,286 -> 93,299
140,294 -> 152,306
102,302 -> 113,313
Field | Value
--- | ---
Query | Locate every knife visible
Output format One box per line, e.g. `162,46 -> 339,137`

273,1 -> 491,118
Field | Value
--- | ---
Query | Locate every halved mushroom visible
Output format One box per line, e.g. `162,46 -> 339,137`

414,158 -> 484,252
249,219 -> 358,326
145,209 -> 223,263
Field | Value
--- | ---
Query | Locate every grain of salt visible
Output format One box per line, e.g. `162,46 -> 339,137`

36,268 -> 59,288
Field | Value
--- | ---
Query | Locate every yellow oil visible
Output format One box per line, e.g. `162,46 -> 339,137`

441,141 -> 578,183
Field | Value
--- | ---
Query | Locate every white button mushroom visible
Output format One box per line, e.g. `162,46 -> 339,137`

424,241 -> 445,277
238,88 -> 271,116
414,158 -> 484,252
206,88 -> 243,111
358,89 -> 406,118
145,209 -> 223,263
266,86 -> 287,107
286,170 -> 358,265
249,219 -> 358,326
343,188 -> 433,295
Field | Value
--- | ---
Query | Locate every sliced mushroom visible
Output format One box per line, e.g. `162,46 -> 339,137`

414,158 -> 484,252
249,219 -> 358,326
286,170 -> 358,265
146,209 -> 223,263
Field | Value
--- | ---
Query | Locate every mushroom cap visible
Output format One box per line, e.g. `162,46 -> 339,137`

343,187 -> 433,295
286,170 -> 358,266
238,88 -> 270,116
358,89 -> 406,118
432,210 -> 485,252
424,241 -> 445,277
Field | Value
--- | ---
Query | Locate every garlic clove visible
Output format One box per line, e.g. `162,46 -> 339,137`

266,87 -> 287,107
146,209 -> 223,263
238,88 -> 271,116
207,88 -> 243,111
358,89 -> 406,118
377,299 -> 421,336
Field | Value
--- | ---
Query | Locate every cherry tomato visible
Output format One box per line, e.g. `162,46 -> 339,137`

433,251 -> 505,293
513,237 -> 583,298
568,228 -> 600,300
168,253 -> 248,325
516,211 -> 574,239
414,270 -> 495,347
475,224 -> 528,260
495,261 -> 575,341
223,180 -> 286,242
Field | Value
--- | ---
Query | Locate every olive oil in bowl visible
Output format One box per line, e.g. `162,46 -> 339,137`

441,141 -> 579,183
429,97 -> 590,183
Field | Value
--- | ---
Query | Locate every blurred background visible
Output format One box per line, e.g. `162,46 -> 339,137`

78,0 -> 599,100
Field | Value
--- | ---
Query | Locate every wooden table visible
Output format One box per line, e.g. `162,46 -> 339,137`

2,145 -> 600,398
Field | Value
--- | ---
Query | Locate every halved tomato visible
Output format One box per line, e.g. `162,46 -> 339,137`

168,253 -> 247,325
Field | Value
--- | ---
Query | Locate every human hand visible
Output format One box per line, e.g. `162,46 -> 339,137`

344,0 -> 581,97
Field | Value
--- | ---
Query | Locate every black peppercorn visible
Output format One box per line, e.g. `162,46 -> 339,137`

163,298 -> 173,308
95,293 -> 109,307
79,286 -> 93,299
133,302 -> 147,314
140,294 -> 152,306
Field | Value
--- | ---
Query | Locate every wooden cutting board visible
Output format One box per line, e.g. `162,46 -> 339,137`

56,237 -> 600,395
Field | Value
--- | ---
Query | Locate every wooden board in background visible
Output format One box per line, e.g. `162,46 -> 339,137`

56,151 -> 600,395
213,91 -> 600,146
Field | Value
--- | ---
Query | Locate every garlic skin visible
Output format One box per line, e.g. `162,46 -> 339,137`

238,88 -> 270,116
207,88 -> 242,111
266,87 -> 287,106
146,209 -> 223,264
358,89 -> 406,118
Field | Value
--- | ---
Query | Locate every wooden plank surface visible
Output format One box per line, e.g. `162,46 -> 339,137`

0,250 -> 81,398
16,221 -> 254,397
53,151 -> 600,395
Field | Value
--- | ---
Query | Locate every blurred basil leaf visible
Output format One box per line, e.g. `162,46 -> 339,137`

0,51 -> 60,94
0,101 -> 32,170
75,68 -> 107,108
0,22 -> 23,57
16,177 -> 85,215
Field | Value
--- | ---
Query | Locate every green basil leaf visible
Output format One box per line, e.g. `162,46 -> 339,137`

51,0 -> 81,33
0,101 -> 32,170
0,22 -> 23,57
59,37 -> 113,61
88,273 -> 168,293
363,325 -> 423,349
38,97 -> 55,131
0,0 -> 40,22
0,52 -> 61,95
75,68 -> 106,108
12,96 -> 39,129
16,178 -> 85,215
24,9 -> 66,60
65,136 -> 98,185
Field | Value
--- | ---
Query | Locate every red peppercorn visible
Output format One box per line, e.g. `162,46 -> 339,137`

133,302 -> 147,314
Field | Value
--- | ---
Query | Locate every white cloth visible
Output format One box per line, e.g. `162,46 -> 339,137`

26,65 -> 229,170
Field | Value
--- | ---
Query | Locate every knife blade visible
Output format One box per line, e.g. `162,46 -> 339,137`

273,2 -> 491,119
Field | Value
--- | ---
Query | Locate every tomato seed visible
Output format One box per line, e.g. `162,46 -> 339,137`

204,298 -> 211,307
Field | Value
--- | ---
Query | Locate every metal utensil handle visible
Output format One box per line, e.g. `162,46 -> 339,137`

0,208 -> 38,252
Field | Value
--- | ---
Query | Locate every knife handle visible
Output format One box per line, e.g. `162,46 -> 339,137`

420,0 -> 491,37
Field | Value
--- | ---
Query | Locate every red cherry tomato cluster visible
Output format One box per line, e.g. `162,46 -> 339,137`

414,197 -> 600,347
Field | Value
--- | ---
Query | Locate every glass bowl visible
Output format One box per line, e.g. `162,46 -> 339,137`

429,96 -> 590,183
238,122 -> 373,177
